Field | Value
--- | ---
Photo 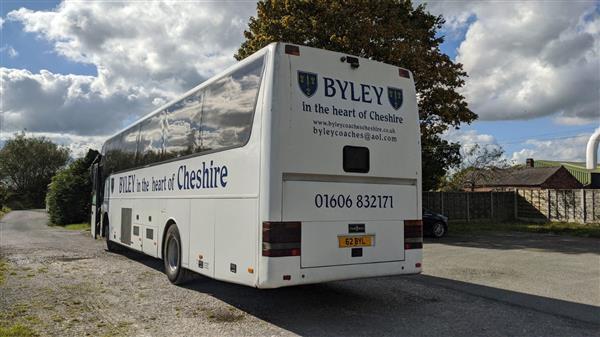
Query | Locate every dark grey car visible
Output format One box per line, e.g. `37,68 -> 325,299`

423,208 -> 448,238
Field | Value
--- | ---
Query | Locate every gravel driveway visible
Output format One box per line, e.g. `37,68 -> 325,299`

1,210 -> 599,336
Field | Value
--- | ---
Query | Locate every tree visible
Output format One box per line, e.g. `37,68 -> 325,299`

0,182 -> 8,209
440,144 -> 508,192
236,0 -> 477,190
0,133 -> 70,208
46,149 -> 98,225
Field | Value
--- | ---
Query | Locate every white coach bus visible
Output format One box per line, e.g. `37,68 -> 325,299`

90,43 -> 423,288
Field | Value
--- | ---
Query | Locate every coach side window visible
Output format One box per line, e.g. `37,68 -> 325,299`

164,90 -> 204,159
138,111 -> 166,166
200,56 -> 264,152
120,125 -> 141,171
103,125 -> 139,175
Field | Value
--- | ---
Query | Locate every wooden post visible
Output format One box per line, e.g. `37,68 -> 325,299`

564,191 -> 567,221
466,192 -> 470,222
514,188 -> 519,220
490,192 -> 494,220
547,189 -> 551,221
593,191 -> 596,223
582,189 -> 586,223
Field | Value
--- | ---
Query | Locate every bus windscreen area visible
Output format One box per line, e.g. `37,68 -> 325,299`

343,146 -> 369,173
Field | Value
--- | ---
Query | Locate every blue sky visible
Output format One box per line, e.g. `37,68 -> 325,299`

2,1 -> 96,75
1,1 -> 599,160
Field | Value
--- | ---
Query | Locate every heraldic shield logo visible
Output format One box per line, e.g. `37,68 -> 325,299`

298,71 -> 318,97
388,87 -> 403,110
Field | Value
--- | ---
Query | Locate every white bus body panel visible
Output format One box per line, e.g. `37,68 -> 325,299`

105,49 -> 269,287
257,44 -> 421,288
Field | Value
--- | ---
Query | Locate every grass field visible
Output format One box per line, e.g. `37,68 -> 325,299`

451,221 -> 600,238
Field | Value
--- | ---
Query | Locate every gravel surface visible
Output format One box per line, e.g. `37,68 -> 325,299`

1,210 -> 599,337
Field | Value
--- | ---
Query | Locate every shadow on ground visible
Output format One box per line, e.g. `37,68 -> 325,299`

114,248 -> 600,336
425,232 -> 600,255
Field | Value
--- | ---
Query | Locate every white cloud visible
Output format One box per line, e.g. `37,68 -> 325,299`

424,1 -> 600,124
7,2 -> 254,95
552,116 -> 597,126
3,1 -> 256,141
1,67 -> 155,135
444,128 -> 497,148
511,134 -> 591,163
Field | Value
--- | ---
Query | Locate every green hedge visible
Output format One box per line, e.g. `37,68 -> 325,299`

46,150 -> 98,225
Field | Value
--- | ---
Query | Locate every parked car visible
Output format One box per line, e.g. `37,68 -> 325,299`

423,208 -> 448,238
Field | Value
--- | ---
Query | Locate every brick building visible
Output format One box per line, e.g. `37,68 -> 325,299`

472,159 -> 583,191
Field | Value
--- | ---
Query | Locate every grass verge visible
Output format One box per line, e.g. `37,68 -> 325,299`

0,206 -> 11,220
0,323 -> 38,337
63,223 -> 90,231
49,223 -> 90,231
0,259 -> 7,285
451,221 -> 600,238
0,304 -> 39,337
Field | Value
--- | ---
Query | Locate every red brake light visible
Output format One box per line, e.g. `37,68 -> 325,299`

404,219 -> 423,250
398,68 -> 410,78
262,221 -> 301,257
285,44 -> 300,56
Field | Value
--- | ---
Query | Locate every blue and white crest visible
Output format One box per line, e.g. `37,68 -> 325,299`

298,71 -> 318,97
387,87 -> 403,110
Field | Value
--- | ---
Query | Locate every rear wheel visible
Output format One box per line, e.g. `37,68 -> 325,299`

163,225 -> 190,285
432,222 -> 447,238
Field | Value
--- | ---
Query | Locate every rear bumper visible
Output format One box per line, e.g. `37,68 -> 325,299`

256,249 -> 422,289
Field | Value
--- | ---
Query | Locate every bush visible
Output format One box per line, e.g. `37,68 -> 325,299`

47,150 -> 98,225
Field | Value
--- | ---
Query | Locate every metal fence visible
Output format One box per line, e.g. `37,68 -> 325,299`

423,189 -> 600,224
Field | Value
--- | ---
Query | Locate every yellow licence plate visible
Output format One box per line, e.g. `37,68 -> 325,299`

338,235 -> 374,248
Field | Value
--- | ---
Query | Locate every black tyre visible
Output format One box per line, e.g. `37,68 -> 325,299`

431,222 -> 447,238
163,225 -> 190,285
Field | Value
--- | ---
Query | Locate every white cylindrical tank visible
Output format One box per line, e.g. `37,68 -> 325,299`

586,127 -> 600,170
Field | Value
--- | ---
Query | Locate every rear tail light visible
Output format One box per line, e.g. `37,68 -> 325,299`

398,68 -> 411,78
404,219 -> 423,250
285,44 -> 300,56
262,221 -> 301,257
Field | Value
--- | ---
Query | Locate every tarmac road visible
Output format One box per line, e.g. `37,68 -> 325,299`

1,210 -> 599,336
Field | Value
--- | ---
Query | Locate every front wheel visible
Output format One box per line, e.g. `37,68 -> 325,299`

163,225 -> 190,285
432,222 -> 447,238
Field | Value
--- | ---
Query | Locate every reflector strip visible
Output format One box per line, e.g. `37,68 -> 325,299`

405,242 -> 423,250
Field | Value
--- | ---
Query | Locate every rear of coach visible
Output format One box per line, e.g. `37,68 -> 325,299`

258,43 -> 422,288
